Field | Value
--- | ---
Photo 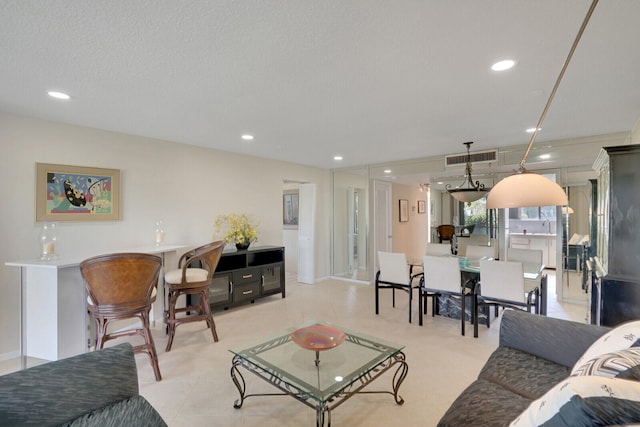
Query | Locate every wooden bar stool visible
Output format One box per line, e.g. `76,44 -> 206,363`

164,240 -> 225,352
80,252 -> 163,381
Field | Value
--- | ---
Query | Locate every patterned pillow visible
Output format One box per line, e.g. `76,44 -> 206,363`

510,376 -> 640,427
571,320 -> 640,375
572,348 -> 640,381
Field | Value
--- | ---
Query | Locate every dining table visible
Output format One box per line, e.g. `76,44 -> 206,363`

411,255 -> 547,331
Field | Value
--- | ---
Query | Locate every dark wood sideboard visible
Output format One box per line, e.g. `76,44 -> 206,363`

208,245 -> 285,311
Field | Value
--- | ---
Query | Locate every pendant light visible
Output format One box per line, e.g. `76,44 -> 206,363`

446,141 -> 490,203
486,0 -> 599,209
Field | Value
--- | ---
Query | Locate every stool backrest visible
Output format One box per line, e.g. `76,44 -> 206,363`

187,240 -> 226,281
80,253 -> 162,306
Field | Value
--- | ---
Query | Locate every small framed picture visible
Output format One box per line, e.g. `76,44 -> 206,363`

418,200 -> 426,214
399,199 -> 409,222
283,190 -> 299,229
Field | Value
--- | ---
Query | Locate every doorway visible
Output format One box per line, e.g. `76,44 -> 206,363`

332,168 -> 370,282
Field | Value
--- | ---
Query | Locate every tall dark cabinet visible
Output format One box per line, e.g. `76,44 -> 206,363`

591,144 -> 640,326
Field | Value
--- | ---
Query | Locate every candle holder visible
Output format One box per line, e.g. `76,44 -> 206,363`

40,223 -> 58,260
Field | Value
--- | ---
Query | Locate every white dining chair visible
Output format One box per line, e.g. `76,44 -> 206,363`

475,259 -> 539,337
507,248 -> 543,264
466,245 -> 497,260
456,238 -> 469,257
469,234 -> 490,246
411,243 -> 453,276
375,251 -> 421,323
419,255 -> 466,335
425,243 -> 452,256
507,248 -> 544,293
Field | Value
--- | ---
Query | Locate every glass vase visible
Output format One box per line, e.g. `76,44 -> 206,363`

155,219 -> 165,246
40,223 -> 58,260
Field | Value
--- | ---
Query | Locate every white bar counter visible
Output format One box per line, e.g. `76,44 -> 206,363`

6,244 -> 186,363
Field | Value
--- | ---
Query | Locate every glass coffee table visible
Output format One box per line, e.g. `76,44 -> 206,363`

230,321 -> 408,426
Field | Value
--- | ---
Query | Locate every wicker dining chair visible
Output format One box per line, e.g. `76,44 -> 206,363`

80,252 -> 163,381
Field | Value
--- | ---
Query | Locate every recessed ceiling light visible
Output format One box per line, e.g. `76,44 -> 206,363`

334,156 -> 343,161
241,134 -> 254,141
491,59 -> 516,71
526,127 -> 542,133
48,91 -> 70,100
538,154 -> 551,160
384,169 -> 392,174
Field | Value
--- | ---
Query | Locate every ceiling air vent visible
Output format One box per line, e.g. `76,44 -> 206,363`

445,149 -> 497,168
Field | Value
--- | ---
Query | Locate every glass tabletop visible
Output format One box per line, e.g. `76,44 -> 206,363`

229,321 -> 404,404
411,255 -> 543,280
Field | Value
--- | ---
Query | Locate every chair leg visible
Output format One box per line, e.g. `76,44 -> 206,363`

419,290 -> 423,326
473,294 -> 479,338
94,317 -> 108,350
200,289 -> 219,342
408,288 -> 412,323
140,310 -> 162,381
165,289 -> 178,352
460,291 -> 465,336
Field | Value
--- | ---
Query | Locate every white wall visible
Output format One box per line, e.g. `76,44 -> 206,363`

0,111 -> 331,357
391,183 -> 429,261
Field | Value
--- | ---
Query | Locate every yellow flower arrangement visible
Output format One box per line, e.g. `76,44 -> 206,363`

214,213 -> 259,246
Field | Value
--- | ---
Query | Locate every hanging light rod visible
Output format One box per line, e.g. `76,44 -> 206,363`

487,0 -> 599,209
446,141 -> 490,203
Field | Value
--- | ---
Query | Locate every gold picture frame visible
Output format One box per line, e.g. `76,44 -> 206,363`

36,163 -> 121,222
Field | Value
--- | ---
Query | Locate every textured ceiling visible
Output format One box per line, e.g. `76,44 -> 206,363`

1,0 -> 639,169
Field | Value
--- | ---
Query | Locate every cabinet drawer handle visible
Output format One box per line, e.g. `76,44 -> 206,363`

242,274 -> 253,279
242,290 -> 253,295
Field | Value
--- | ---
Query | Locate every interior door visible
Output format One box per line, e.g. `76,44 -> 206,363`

373,180 -> 392,277
297,183 -> 316,284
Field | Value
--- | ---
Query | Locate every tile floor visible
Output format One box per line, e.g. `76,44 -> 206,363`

2,270 -> 587,426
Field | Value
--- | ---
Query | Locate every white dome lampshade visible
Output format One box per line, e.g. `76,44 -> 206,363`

486,172 -> 568,209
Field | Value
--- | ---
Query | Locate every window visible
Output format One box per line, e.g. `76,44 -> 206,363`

509,206 -> 556,221
460,198 -> 488,234
459,197 -> 499,238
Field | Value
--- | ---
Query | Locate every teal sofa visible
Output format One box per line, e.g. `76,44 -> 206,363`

0,343 -> 166,426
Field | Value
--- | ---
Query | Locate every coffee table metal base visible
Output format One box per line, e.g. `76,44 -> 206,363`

231,352 -> 408,426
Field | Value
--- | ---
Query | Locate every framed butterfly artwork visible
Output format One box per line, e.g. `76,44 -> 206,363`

35,163 -> 121,222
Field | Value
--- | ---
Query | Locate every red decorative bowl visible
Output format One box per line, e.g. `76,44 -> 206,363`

291,325 -> 346,351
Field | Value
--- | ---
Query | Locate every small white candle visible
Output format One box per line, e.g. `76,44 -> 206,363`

43,241 -> 55,255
